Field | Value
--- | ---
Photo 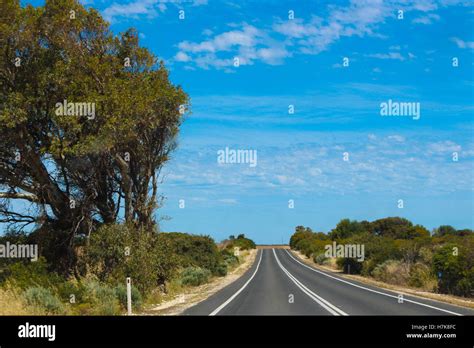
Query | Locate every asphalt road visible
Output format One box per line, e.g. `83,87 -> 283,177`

183,248 -> 474,315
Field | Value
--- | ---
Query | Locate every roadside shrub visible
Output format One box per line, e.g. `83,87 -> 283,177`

81,279 -> 121,315
226,234 -> 256,251
336,258 -> 363,274
23,286 -> 66,315
215,263 -> 228,277
372,260 -> 409,285
408,262 -> 437,290
158,232 -> 223,275
313,253 -> 328,265
2,257 -> 64,290
115,284 -> 143,310
432,243 -> 473,296
180,267 -> 211,286
0,286 -> 36,315
221,249 -> 239,268
454,268 -> 474,297
82,224 -> 178,295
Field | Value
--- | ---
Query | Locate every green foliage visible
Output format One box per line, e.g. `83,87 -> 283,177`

432,239 -> 474,297
289,219 -> 473,297
432,225 -> 471,237
225,234 -> 256,251
290,226 -> 329,258
215,263 -> 228,277
221,249 -> 239,268
180,267 -> 211,287
1,257 -> 64,290
23,286 -> 66,315
289,226 -> 314,249
313,253 -> 328,265
372,260 -> 409,284
371,217 -> 428,239
0,0 -> 189,274
82,224 -> 178,295
408,263 -> 437,290
336,258 -> 363,274
158,232 -> 223,275
115,284 -> 143,310
329,219 -> 366,240
81,279 -> 121,315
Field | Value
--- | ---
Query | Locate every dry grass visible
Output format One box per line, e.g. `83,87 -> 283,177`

0,286 -> 43,315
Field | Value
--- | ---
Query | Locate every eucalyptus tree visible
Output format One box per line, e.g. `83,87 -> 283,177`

0,0 -> 189,270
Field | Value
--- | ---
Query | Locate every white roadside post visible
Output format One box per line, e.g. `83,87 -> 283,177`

126,277 -> 132,315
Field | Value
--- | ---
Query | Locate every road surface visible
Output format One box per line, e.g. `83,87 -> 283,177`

183,248 -> 474,315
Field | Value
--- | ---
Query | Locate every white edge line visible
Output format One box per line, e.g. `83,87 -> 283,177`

272,249 -> 348,316
209,250 -> 263,316
284,249 -> 463,316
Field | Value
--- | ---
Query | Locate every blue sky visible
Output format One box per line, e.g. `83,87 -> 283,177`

23,0 -> 474,243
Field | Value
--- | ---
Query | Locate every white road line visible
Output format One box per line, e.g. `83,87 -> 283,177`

209,250 -> 263,316
272,249 -> 348,316
284,249 -> 463,316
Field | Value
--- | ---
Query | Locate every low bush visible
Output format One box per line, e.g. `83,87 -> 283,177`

313,253 -> 328,265
23,286 -> 66,315
336,257 -> 363,274
81,279 -> 121,315
226,234 -> 256,251
371,260 -> 409,285
1,257 -> 64,290
215,263 -> 228,277
221,249 -> 239,267
115,284 -> 143,310
180,267 -> 211,286
82,224 -> 178,295
158,232 -> 223,276
408,262 -> 437,290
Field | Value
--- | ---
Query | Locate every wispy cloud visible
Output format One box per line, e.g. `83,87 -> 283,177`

161,130 -> 474,199
451,37 -> 474,49
175,23 -> 290,69
367,52 -> 406,61
412,13 -> 440,24
172,0 -> 471,69
102,0 -> 207,23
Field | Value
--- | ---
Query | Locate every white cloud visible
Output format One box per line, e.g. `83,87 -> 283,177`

174,51 -> 191,62
172,0 -> 470,69
451,37 -> 474,49
175,24 -> 290,69
178,24 -> 261,53
161,130 -> 473,198
367,52 -> 405,60
412,13 -> 440,24
428,141 -> 462,153
102,0 -> 207,23
103,0 -> 162,22
387,135 -> 405,142
218,198 -> 238,204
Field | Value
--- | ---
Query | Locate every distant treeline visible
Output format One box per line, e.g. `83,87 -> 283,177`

289,217 -> 473,297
